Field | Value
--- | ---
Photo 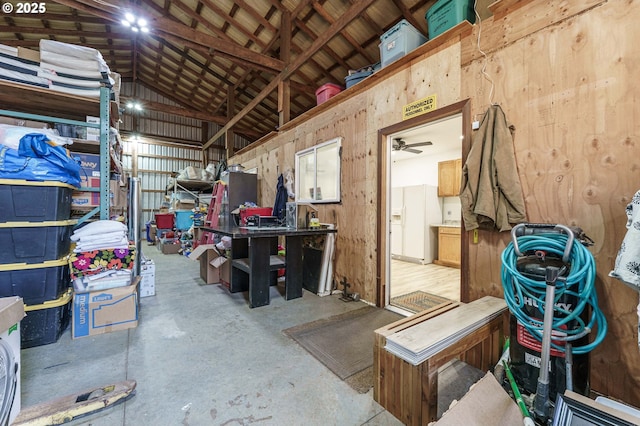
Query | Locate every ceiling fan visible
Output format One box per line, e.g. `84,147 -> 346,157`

392,138 -> 432,154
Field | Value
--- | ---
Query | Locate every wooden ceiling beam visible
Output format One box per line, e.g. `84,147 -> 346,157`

206,1 -> 319,114
293,18 -> 351,75
195,0 -> 272,50
0,25 -> 129,38
52,0 -> 284,73
203,0 -> 377,149
312,2 -> 376,65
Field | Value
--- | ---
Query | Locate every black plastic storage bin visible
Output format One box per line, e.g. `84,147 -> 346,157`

0,219 -> 75,264
21,290 -> 72,348
0,179 -> 74,222
0,258 -> 70,305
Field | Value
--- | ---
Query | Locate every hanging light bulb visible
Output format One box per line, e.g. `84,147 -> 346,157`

122,12 -> 150,33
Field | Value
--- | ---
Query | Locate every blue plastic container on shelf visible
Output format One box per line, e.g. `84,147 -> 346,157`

379,19 -> 427,68
174,210 -> 193,231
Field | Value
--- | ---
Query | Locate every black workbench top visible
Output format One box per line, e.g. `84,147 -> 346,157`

198,224 -> 336,239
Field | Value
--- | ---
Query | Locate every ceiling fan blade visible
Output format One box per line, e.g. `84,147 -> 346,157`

404,148 -> 422,154
405,141 -> 432,148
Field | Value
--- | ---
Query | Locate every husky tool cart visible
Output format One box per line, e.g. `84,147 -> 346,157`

501,223 -> 607,424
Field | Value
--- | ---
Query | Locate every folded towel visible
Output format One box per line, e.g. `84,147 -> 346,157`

71,220 -> 127,240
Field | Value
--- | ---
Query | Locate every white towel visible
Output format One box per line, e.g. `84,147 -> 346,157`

73,231 -> 126,245
73,237 -> 129,253
71,220 -> 127,241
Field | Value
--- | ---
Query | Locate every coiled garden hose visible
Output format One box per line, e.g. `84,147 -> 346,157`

501,232 -> 607,355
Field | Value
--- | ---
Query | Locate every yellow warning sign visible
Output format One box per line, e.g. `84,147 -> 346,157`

402,95 -> 437,120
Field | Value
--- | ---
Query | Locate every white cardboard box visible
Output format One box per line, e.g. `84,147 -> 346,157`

86,115 -> 100,141
140,260 -> 156,297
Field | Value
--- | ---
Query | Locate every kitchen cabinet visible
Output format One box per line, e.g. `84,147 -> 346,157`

434,226 -> 461,268
438,159 -> 462,197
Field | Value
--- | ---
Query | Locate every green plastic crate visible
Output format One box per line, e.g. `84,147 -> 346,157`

426,0 -> 476,39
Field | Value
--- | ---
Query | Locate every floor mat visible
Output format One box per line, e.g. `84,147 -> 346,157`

391,290 -> 452,313
283,306 -> 402,392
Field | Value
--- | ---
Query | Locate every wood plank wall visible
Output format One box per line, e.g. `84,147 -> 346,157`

232,0 -> 640,404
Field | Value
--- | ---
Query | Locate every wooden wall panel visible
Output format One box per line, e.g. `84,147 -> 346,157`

460,0 -> 640,403
232,0 -> 640,403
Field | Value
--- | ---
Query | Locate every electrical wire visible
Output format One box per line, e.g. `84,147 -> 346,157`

501,232 -> 607,355
474,0 -> 496,106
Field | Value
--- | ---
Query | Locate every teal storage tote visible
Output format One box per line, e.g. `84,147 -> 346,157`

379,19 -> 427,68
174,210 -> 193,231
426,0 -> 476,39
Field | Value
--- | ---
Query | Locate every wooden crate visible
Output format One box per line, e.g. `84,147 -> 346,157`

374,302 -> 507,425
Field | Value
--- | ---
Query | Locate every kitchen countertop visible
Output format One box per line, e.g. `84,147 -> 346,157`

430,223 -> 462,228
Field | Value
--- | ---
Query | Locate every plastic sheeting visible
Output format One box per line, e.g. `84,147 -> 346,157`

0,134 -> 81,187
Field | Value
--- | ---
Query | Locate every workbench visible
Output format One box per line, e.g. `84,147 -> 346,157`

199,224 -> 337,308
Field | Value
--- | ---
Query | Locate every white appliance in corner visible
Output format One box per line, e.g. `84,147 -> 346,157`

391,184 -> 441,263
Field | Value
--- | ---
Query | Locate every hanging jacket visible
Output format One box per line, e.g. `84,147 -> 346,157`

459,105 -> 527,231
272,173 -> 288,220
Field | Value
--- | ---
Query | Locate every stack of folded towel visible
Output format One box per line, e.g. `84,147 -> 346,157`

71,220 -> 129,253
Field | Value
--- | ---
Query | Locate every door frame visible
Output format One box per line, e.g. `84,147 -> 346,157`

376,99 -> 472,307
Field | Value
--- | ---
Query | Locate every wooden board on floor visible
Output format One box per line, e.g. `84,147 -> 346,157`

13,380 -> 136,425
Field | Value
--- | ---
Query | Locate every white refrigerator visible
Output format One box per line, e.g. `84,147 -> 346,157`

391,184 -> 441,263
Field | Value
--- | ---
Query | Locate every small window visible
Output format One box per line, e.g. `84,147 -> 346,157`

295,137 -> 342,203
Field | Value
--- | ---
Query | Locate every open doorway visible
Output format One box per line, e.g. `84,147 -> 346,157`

376,100 -> 472,312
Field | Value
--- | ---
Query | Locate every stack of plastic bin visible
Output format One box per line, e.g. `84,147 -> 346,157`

0,179 -> 74,348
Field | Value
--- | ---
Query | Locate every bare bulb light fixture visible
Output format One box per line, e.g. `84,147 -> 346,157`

126,101 -> 142,111
122,12 -> 149,33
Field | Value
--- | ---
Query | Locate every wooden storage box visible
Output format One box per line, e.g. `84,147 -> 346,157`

374,302 -> 507,425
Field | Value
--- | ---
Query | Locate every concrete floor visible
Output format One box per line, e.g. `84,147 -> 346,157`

19,245 -> 404,426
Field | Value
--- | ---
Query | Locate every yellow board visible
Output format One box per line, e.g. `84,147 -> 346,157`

402,94 -> 436,120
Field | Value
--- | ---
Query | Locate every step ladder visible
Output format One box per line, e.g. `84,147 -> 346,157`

196,181 -> 225,247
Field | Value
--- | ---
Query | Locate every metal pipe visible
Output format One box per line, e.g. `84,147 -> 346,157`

129,177 -> 142,277
534,266 -> 559,421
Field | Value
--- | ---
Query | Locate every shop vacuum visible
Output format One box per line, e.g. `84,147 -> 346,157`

501,223 -> 607,424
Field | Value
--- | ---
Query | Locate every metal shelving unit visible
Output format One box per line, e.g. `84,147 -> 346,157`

0,82 -> 113,222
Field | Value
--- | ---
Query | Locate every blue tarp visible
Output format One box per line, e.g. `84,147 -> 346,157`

0,133 -> 82,187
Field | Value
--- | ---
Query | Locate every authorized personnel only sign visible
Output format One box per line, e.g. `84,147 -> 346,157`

402,94 -> 437,120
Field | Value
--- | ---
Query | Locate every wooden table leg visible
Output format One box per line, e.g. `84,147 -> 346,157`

249,237 -> 271,308
285,235 -> 303,300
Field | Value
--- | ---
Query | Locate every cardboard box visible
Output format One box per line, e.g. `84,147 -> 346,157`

0,116 -> 49,129
17,46 -> 40,63
160,242 -> 181,255
86,116 -> 100,141
110,180 -> 128,208
0,297 -> 25,425
72,278 -> 139,339
434,373 -> 522,425
72,153 -> 101,182
140,260 -> 155,297
71,177 -> 101,207
189,244 -> 227,284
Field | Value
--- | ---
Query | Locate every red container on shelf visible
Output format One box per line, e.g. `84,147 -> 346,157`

154,213 -> 175,229
239,207 -> 275,225
315,83 -> 343,105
